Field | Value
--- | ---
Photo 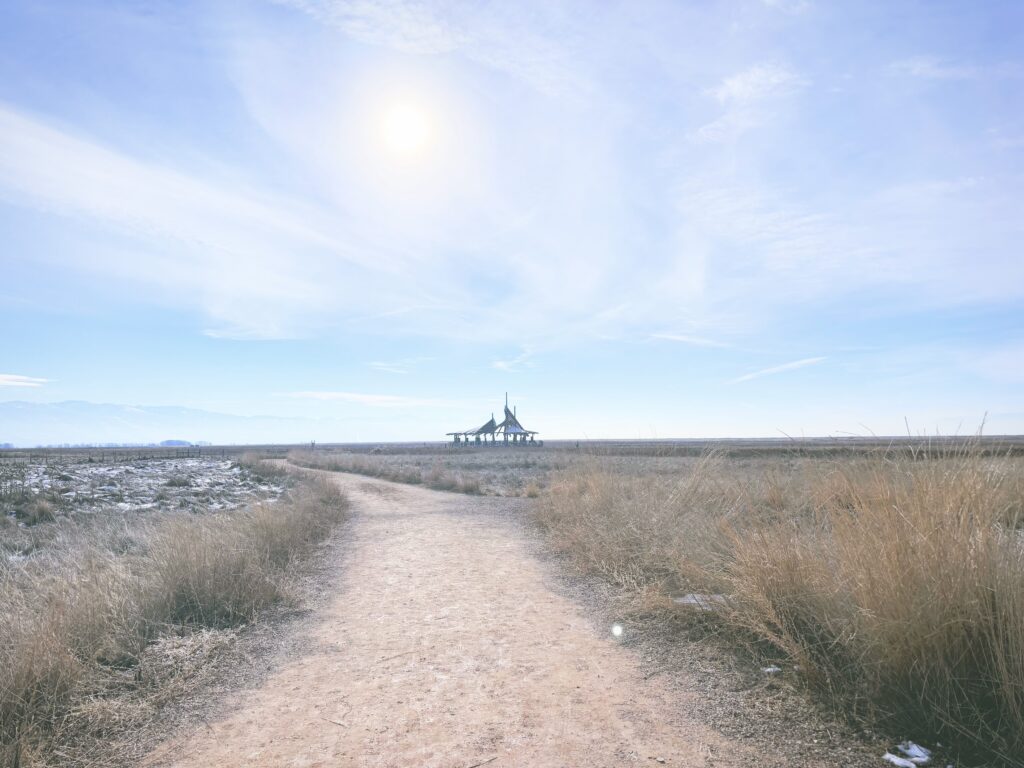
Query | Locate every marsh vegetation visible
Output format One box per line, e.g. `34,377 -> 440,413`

301,440 -> 1024,764
0,456 -> 348,767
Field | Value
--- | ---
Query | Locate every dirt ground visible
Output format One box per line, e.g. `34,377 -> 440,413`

143,471 -> 868,768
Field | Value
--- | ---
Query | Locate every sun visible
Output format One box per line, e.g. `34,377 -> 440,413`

381,101 -> 432,156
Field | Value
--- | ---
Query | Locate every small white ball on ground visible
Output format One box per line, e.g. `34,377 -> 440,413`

611,623 -> 623,637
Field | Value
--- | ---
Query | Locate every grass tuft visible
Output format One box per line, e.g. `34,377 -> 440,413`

289,451 -> 486,495
535,445 -> 1024,762
0,475 -> 348,764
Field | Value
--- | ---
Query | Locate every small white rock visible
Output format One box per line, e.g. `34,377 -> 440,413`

883,753 -> 916,768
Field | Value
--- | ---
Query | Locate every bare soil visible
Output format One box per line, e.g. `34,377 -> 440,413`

145,471 -> 880,768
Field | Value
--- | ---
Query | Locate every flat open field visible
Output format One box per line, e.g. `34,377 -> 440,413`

3,439 -> 1022,767
288,438 -> 1024,766
287,434 -> 1024,495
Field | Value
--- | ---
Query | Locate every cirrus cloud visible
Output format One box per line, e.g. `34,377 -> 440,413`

282,390 -> 453,407
729,356 -> 825,384
0,374 -> 50,387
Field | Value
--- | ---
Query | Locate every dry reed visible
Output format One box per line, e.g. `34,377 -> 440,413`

0,475 -> 348,766
288,451 -> 483,495
535,445 -> 1024,762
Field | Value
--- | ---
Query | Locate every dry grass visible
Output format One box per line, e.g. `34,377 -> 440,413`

535,446 -> 1024,763
238,452 -> 293,483
535,453 -> 747,592
0,475 -> 347,766
11,497 -> 56,526
289,451 -> 484,495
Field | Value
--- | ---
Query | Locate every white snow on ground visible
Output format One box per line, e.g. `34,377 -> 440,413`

3,457 -> 284,517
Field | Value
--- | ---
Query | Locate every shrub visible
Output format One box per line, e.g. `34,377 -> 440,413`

288,451 -> 488,495
13,497 -> 56,526
238,452 -> 292,483
536,446 -> 1024,761
727,452 -> 1024,760
534,454 -> 743,592
0,476 -> 348,763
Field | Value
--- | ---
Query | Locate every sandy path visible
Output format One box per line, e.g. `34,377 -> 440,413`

148,473 -> 756,767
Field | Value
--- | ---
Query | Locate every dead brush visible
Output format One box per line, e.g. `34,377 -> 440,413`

245,480 -> 349,568
537,444 -> 1024,762
238,452 -> 292,482
146,516 -> 283,627
288,450 -> 490,496
727,448 -> 1024,761
424,461 -> 456,491
0,477 -> 348,764
757,471 -> 790,513
535,453 -> 744,593
13,496 -> 57,526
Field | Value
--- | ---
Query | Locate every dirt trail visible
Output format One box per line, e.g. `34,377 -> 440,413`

147,472 -> 759,767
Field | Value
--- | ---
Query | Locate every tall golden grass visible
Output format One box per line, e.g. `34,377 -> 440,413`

535,446 -> 1024,762
535,453 -> 746,592
0,475 -> 347,766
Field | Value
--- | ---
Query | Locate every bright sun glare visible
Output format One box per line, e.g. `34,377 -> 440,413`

381,102 -> 432,156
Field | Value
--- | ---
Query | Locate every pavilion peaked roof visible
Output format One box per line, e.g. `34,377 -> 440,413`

470,416 -> 497,435
497,405 -> 535,435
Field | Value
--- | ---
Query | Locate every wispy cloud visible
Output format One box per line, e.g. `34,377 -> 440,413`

730,356 -> 825,384
273,0 -> 586,96
708,63 -> 808,104
672,171 -> 1024,314
652,333 -> 730,348
0,102 -> 397,340
282,391 -> 449,407
492,348 -> 534,372
987,128 -> 1024,150
888,56 -> 1022,81
202,324 -> 302,341
3,2 -> 1022,368
695,63 -> 808,143
276,0 -> 463,55
368,357 -> 433,375
691,111 -> 759,144
761,0 -> 812,13
369,362 -> 409,375
0,374 -> 50,387
675,181 -> 837,272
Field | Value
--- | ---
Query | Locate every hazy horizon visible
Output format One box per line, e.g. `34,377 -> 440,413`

0,399 -> 1015,448
3,1 -> 1023,443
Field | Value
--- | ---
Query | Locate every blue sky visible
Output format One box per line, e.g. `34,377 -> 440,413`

1,0 -> 1022,443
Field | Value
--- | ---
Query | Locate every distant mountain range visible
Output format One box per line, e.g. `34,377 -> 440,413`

0,401 -> 325,447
